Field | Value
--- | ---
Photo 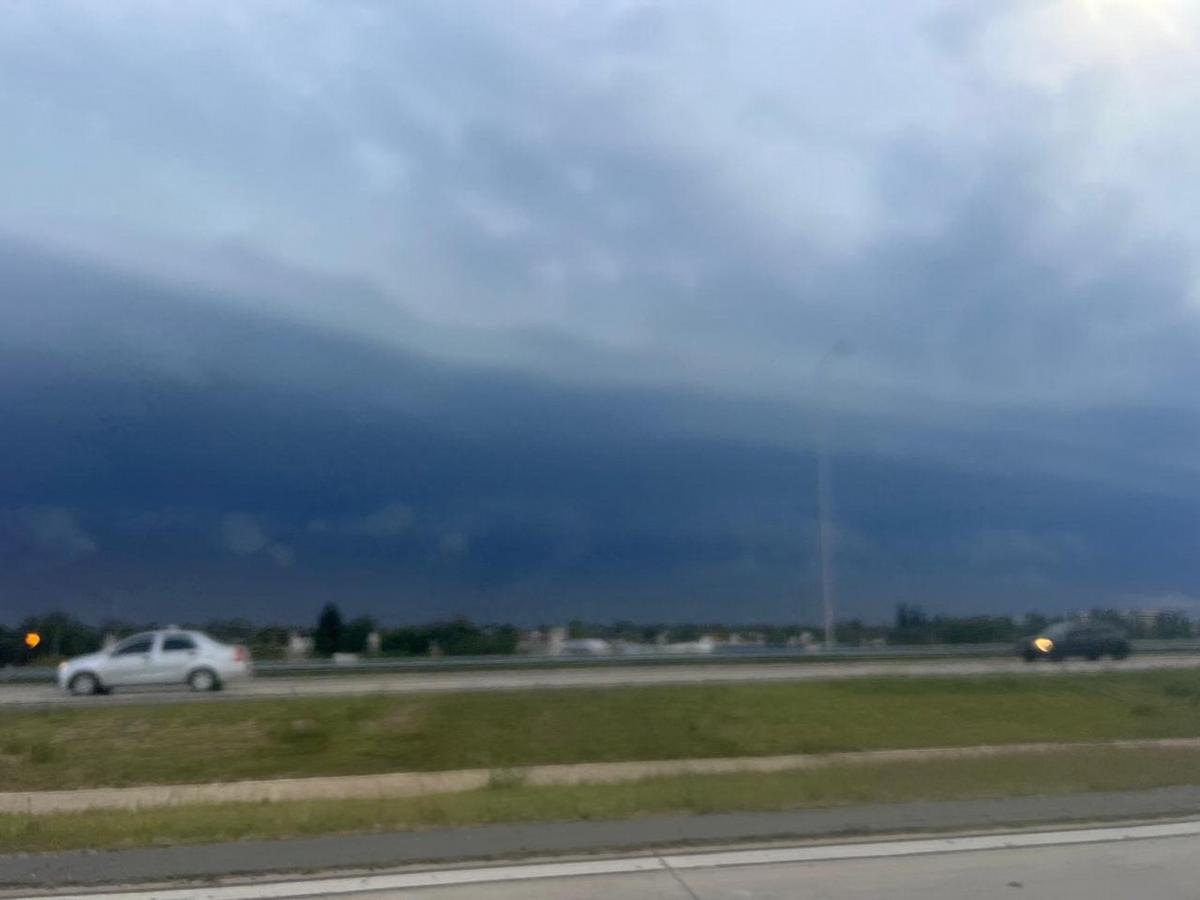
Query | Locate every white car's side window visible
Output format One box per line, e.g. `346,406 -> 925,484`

112,637 -> 154,656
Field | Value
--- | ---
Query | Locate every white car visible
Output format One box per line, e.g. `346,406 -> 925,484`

57,629 -> 252,696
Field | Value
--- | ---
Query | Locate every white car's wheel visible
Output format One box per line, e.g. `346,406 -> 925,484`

69,672 -> 100,696
188,668 -> 219,692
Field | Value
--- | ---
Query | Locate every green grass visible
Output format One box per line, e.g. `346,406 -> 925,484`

4,745 -> 1200,853
5,670 -> 1200,791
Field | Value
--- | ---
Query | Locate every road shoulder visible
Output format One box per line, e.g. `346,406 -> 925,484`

4,786 -> 1200,890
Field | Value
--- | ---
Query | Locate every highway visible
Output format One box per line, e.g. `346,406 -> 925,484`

341,824 -> 1200,900
352,824 -> 1200,899
1,653 -> 1197,708
29,819 -> 1200,899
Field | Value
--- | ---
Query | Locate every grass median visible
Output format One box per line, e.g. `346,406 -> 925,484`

5,670 -> 1200,791
4,744 -> 1200,853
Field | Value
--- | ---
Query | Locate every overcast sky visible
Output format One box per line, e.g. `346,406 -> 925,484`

3,0 -> 1199,625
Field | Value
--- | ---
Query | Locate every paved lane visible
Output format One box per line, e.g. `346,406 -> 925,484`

30,819 -> 1200,899
394,829 -> 1200,899
2,653 -> 1197,708
8,787 -> 1200,888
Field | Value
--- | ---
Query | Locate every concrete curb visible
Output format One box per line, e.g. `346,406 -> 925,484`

5,737 -> 1200,815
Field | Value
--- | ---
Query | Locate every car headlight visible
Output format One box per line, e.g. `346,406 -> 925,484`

1033,637 -> 1054,653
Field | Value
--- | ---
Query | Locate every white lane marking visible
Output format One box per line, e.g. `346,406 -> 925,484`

32,819 -> 1200,900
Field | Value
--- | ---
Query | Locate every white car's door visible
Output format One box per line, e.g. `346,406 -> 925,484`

156,633 -> 200,683
102,634 -> 157,686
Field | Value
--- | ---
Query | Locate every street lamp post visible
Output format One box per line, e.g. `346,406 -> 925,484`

816,422 -> 835,650
811,340 -> 851,651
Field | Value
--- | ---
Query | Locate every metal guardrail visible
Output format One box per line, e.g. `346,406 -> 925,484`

251,642 -> 1015,675
1132,639 -> 1200,653
3,639 -> 1197,684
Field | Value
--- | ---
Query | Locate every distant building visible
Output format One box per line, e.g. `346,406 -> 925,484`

1134,609 -> 1159,629
286,632 -> 313,660
546,626 -> 567,656
662,636 -> 715,655
559,638 -> 612,656
517,627 -> 567,655
612,640 -> 656,656
516,629 -> 544,654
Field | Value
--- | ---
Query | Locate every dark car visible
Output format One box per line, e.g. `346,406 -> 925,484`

1017,622 -> 1131,662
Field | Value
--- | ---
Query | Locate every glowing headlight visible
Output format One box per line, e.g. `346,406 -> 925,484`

1033,637 -> 1054,653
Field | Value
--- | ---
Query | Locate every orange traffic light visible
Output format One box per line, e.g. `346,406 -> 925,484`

24,632 -> 41,649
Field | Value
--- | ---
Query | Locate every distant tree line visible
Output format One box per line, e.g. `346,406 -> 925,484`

2,602 -> 1196,666
0,606 -> 521,665
309,603 -> 520,658
0,612 -> 109,667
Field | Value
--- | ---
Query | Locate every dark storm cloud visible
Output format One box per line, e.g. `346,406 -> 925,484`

2,2 -> 1200,622
3,242 -> 1199,624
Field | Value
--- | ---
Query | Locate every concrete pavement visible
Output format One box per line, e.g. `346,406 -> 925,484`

7,786 -> 1200,889
3,654 -> 1197,709
387,827 -> 1200,899
19,818 -> 1200,899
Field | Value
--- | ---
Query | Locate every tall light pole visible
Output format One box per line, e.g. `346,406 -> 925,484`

811,340 -> 851,650
816,420 -> 835,649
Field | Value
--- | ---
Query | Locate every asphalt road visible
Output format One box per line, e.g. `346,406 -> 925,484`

386,827 -> 1200,899
2,653 -> 1197,708
22,817 -> 1200,899
7,786 -> 1200,889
